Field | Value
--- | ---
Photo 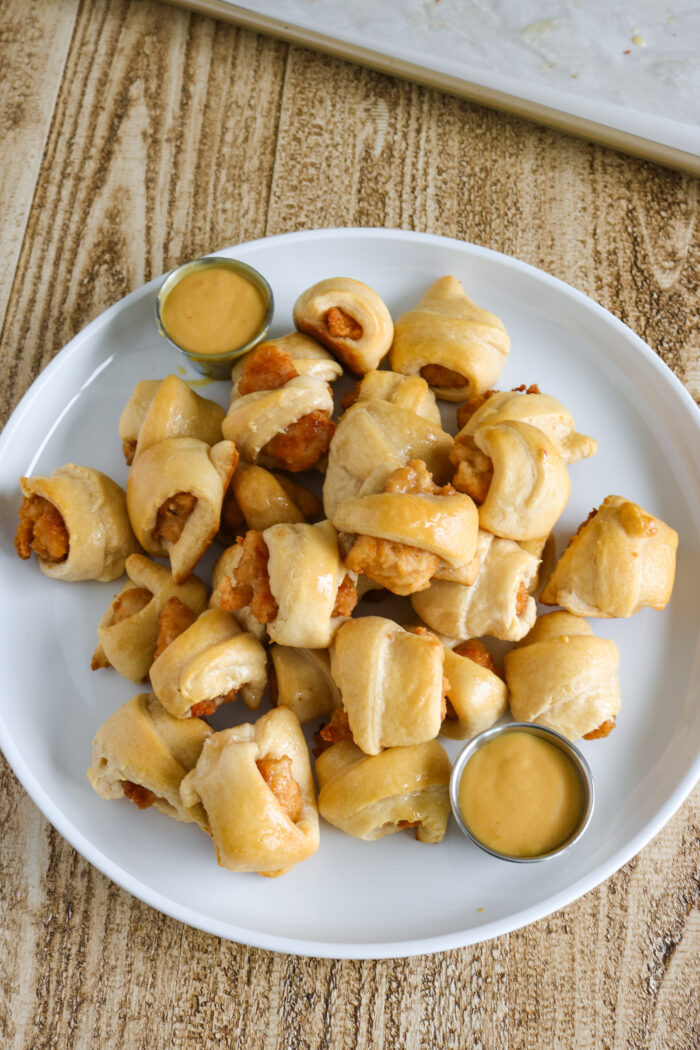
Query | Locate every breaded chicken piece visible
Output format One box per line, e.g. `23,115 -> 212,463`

256,755 -> 304,822
217,530 -> 279,624
15,495 -> 69,562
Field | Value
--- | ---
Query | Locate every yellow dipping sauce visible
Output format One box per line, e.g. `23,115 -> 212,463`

458,731 -> 584,858
161,267 -> 267,356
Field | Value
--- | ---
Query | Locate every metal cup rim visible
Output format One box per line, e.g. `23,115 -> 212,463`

154,255 -> 274,377
449,721 -> 596,863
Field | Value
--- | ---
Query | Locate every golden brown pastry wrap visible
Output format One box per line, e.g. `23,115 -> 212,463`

470,420 -> 570,541
333,489 -> 478,570
221,375 -> 334,466
229,462 -> 319,532
270,645 -> 341,724
441,644 -> 508,740
504,611 -> 621,740
456,389 -> 596,464
410,530 -> 539,641
323,399 -> 453,519
390,275 -> 510,401
149,608 -> 267,717
214,521 -> 353,648
541,495 -> 678,617
16,464 -> 139,582
330,617 -> 445,755
266,521 -> 352,648
293,277 -> 393,374
180,708 -> 319,876
348,370 -> 442,426
431,553 -> 483,586
119,374 -> 225,464
87,693 -> 211,826
92,554 -> 209,682
316,739 -> 451,843
231,332 -> 343,390
126,436 -> 237,583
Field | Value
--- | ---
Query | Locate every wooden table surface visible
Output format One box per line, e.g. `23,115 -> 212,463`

1,2 -> 699,1047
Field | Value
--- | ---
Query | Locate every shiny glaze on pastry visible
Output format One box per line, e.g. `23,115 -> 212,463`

269,645 -> 341,724
293,277 -> 393,374
88,692 -> 212,826
440,640 -> 509,740
226,462 -> 320,534
330,616 -> 445,755
411,530 -> 539,641
323,399 -> 453,519
180,707 -> 319,876
15,463 -> 139,582
541,495 -> 678,617
118,374 -> 225,465
390,275 -> 510,401
455,387 -> 596,465
92,554 -> 209,683
464,420 -> 570,541
126,436 -> 238,584
149,607 -> 267,718
344,369 -> 442,426
316,739 -> 451,842
231,332 -> 343,391
504,611 -> 621,741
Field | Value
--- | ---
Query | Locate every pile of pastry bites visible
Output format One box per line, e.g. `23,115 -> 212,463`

14,275 -> 678,878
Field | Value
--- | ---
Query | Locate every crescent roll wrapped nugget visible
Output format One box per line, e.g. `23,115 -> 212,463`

455,386 -> 596,465
126,436 -> 238,584
390,275 -> 510,401
504,611 -> 621,741
455,420 -> 570,541
231,332 -> 343,391
216,521 -> 357,649
541,495 -> 678,617
222,344 -> 335,472
316,740 -> 452,843
333,459 -> 479,596
180,707 -> 319,877
411,530 -> 539,641
119,374 -> 225,465
225,462 -> 321,534
330,617 -> 446,755
92,554 -> 209,682
323,399 -> 454,519
88,693 -> 212,826
15,463 -> 139,582
293,277 -> 394,374
441,640 -> 509,740
150,607 -> 267,718
269,645 -> 341,724
343,369 -> 442,426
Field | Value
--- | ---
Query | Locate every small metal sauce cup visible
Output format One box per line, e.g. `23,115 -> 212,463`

155,256 -> 274,380
449,721 -> 595,863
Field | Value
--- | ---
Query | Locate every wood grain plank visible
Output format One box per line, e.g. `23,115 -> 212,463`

0,0 -> 77,337
0,0 -> 287,427
0,761 -> 50,1048
505,794 -> 700,1050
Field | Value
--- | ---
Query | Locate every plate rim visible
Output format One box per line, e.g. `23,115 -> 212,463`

1,226 -> 699,959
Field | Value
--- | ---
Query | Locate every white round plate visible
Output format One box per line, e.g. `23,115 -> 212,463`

1,229 -> 699,959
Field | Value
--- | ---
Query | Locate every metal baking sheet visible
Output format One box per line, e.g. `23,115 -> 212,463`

170,0 -> 700,175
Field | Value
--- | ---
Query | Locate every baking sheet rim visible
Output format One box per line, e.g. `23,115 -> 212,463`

168,0 -> 700,176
